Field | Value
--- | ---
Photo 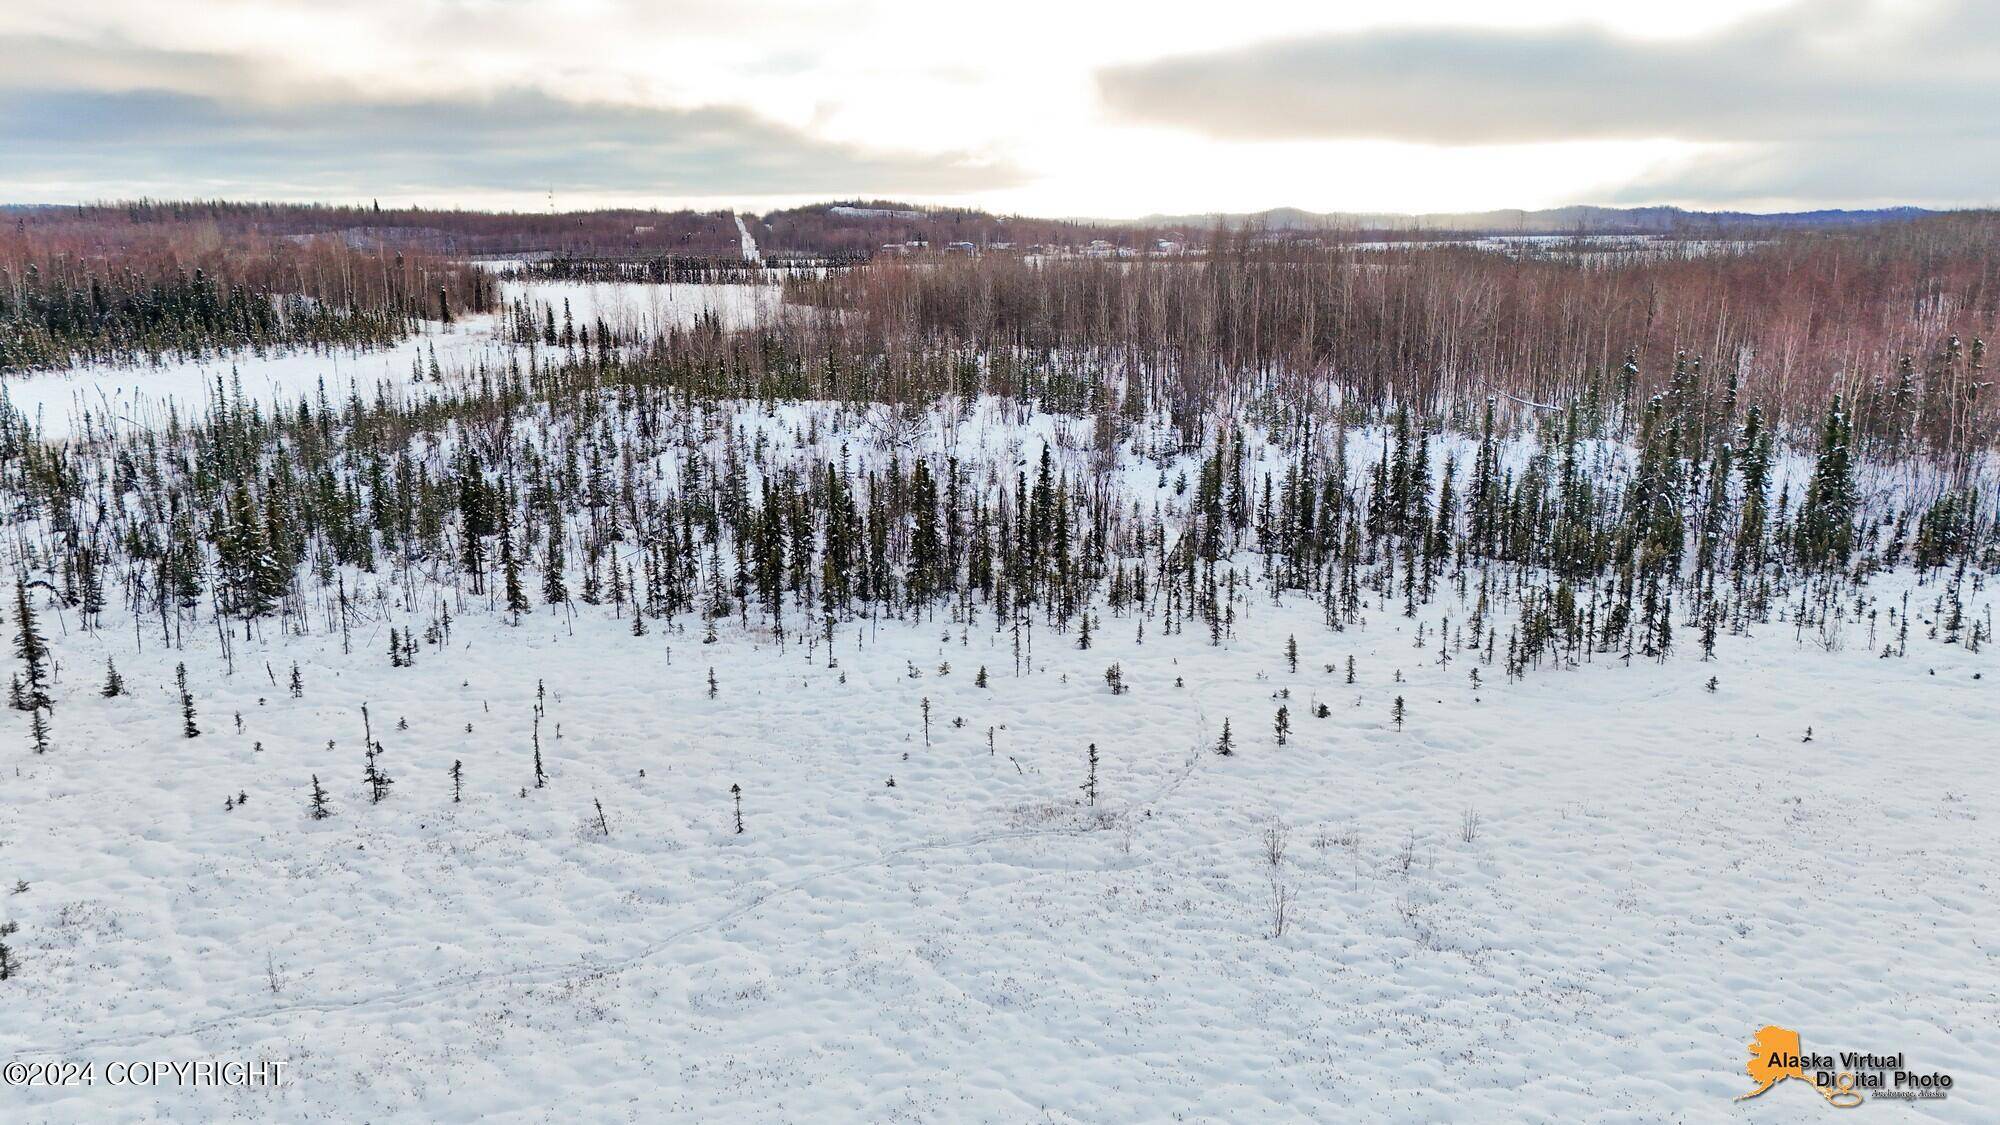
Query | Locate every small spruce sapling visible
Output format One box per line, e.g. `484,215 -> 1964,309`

1082,742 -> 1099,806
533,715 -> 547,789
451,759 -> 464,802
308,774 -> 331,820
365,743 -> 393,804
1274,705 -> 1290,746
1286,634 -> 1298,673
177,663 -> 200,738
1216,718 -> 1235,756
101,657 -> 125,698
1391,695 -> 1406,731
730,783 -> 744,834
28,705 -> 51,755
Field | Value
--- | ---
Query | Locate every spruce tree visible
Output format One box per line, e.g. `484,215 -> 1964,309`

1216,718 -> 1235,756
500,510 -> 530,618
1795,396 -> 1858,570
177,663 -> 199,738
365,742 -> 393,803
219,484 -> 285,632
28,704 -> 51,755
542,520 -> 567,606
11,581 -> 50,714
100,657 -> 125,698
1274,705 -> 1290,746
533,715 -> 546,789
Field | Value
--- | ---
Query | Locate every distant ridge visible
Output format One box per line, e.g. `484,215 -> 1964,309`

1106,204 -> 1939,234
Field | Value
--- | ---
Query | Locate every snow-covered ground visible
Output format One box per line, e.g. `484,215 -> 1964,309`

0,549 -> 1992,1121
0,338 -> 1994,1120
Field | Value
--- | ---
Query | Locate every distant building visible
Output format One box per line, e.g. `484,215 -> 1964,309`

633,225 -> 655,235
944,241 -> 978,256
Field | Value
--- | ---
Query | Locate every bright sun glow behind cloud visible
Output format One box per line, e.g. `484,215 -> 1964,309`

0,0 -> 1983,214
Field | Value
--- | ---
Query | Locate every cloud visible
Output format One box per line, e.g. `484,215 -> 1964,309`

1607,140 -> 2000,209
1096,1 -> 1998,147
0,35 -> 1019,200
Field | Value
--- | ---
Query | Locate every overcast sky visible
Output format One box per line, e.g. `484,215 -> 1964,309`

1,0 -> 1990,216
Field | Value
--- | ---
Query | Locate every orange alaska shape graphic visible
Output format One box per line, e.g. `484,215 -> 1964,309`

1738,1026 -> 1862,1107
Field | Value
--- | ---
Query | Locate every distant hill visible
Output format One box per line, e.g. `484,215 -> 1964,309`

1109,204 -> 1940,234
3,198 -> 1950,259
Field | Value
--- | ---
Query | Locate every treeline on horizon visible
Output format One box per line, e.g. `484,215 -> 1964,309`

0,215 -> 496,372
0,199 -> 1184,262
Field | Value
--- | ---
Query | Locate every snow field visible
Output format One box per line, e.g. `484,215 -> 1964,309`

0,568 -> 1992,1122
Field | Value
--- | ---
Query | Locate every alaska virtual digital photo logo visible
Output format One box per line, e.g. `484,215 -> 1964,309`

1738,1026 -> 1955,1108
